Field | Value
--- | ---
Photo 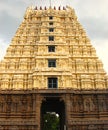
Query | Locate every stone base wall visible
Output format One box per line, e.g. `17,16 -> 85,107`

0,89 -> 108,130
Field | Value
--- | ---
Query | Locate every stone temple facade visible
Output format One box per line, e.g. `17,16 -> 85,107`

0,6 -> 108,130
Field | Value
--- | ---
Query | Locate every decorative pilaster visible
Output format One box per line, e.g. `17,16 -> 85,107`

65,94 -> 71,130
35,94 -> 43,130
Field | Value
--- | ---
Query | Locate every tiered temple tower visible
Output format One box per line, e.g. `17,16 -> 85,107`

0,6 -> 108,130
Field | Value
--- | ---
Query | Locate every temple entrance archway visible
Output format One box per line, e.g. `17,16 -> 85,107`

41,97 -> 65,130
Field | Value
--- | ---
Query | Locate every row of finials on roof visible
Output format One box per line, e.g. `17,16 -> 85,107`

34,6 -> 66,10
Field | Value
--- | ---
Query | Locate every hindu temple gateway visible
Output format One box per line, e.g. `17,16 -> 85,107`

0,5 -> 108,130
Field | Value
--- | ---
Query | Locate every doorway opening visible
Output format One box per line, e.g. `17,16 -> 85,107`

41,97 -> 65,130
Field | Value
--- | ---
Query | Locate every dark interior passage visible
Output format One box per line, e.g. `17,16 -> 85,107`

41,97 -> 65,130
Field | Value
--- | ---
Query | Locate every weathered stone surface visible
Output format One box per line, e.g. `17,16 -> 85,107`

0,91 -> 108,129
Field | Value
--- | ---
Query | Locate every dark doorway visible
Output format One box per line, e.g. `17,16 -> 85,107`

41,97 -> 65,130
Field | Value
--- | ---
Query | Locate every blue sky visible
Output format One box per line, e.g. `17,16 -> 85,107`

0,0 -> 108,73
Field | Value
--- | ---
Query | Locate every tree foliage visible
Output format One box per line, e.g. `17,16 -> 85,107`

43,113 -> 60,130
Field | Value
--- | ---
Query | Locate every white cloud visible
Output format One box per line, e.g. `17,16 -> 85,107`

0,38 -> 8,60
72,0 -> 108,19
92,39 -> 108,74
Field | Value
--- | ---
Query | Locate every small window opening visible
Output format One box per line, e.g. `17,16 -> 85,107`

48,59 -> 56,67
48,78 -> 58,88
49,22 -> 53,25
49,28 -> 54,32
49,36 -> 54,41
49,16 -> 53,20
48,46 -> 55,52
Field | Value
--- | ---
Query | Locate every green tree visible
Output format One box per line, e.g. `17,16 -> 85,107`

43,113 -> 60,130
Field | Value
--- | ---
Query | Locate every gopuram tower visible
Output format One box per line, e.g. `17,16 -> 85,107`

0,5 -> 108,130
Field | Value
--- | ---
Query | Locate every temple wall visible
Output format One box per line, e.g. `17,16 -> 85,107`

0,90 -> 108,130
